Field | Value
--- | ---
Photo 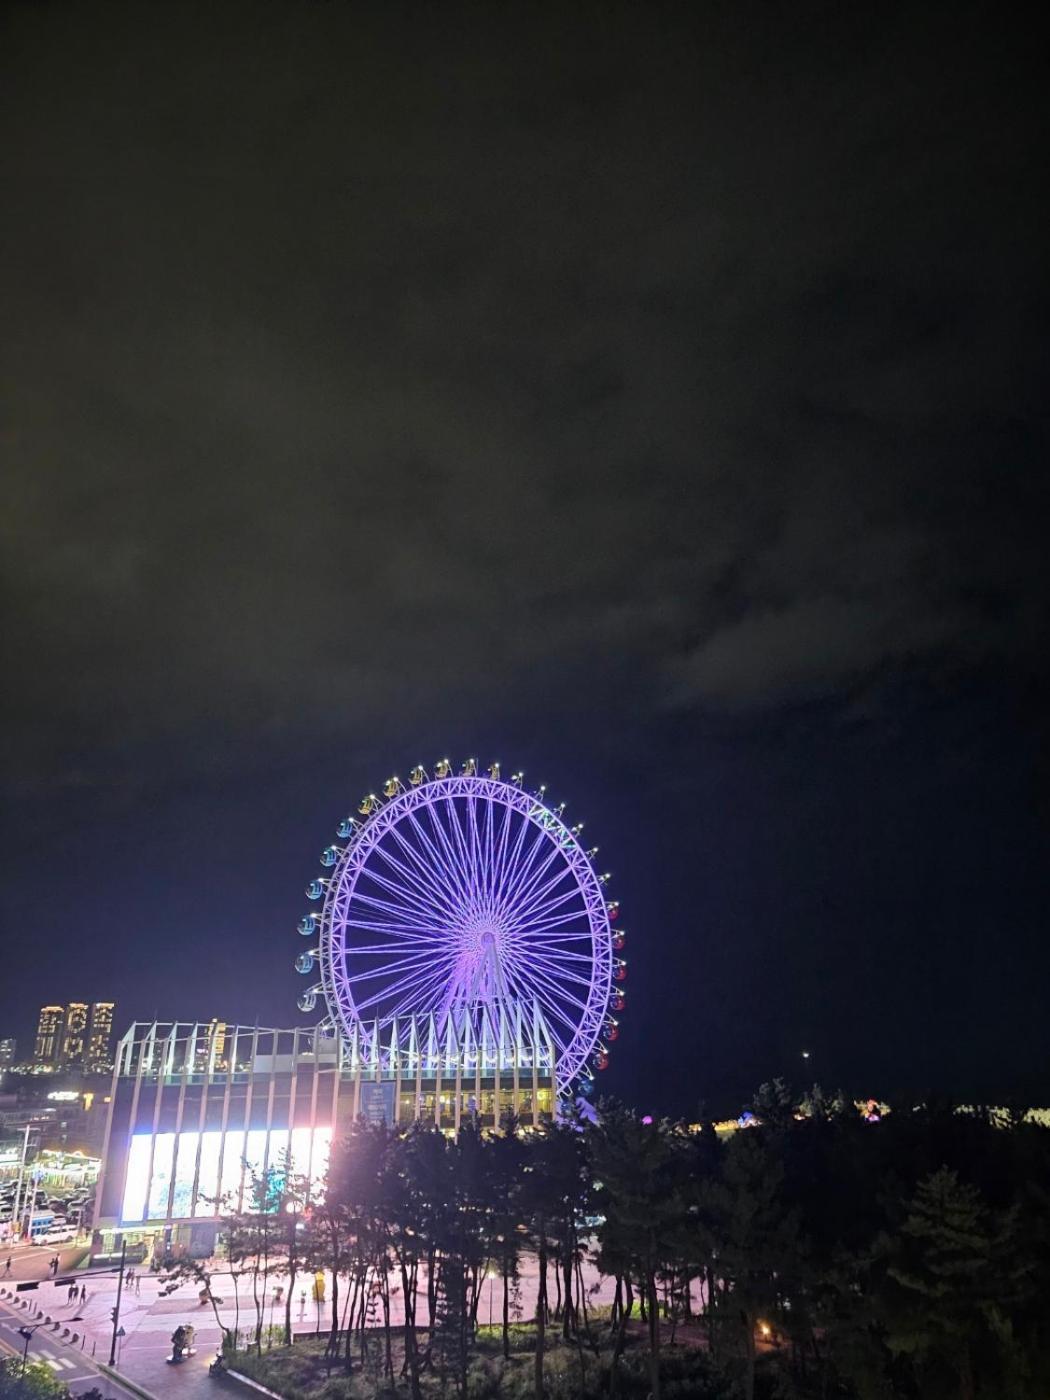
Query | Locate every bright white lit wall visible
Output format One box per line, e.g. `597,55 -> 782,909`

121,1125 -> 331,1224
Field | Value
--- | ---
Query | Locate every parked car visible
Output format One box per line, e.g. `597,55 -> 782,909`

32,1224 -> 76,1246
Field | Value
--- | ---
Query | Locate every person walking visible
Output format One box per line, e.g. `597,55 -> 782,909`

298,1289 -> 306,1320
134,1274 -> 141,1296
80,1284 -> 88,1305
68,1281 -> 77,1303
4,1255 -> 11,1276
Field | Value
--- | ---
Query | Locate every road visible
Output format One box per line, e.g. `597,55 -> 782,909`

2,1239 -> 89,1283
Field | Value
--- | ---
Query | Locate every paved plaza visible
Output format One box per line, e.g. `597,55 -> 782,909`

0,1239 -> 639,1400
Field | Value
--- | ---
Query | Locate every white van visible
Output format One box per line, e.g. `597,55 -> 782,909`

32,1224 -> 76,1246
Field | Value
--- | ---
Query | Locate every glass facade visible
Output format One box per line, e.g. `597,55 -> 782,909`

120,1124 -> 332,1224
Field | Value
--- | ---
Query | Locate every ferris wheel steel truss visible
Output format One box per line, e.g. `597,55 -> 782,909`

295,766 -> 623,1095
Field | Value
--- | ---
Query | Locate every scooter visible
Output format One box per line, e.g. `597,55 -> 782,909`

167,1324 -> 197,1363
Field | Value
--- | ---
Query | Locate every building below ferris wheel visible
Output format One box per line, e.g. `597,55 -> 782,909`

91,1016 -> 555,1263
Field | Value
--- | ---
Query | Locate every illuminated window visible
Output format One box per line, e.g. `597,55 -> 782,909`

219,1130 -> 245,1212
121,1135 -> 151,1223
312,1126 -> 332,1183
147,1134 -> 175,1220
243,1129 -> 268,1203
170,1133 -> 199,1219
267,1128 -> 289,1174
195,1131 -> 222,1215
289,1126 -> 312,1176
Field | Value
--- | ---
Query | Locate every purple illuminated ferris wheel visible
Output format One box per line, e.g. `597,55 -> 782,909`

294,760 -> 626,1094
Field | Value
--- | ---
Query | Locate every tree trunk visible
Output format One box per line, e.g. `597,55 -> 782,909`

562,1251 -> 574,1339
252,1253 -> 263,1354
609,1288 -> 629,1400
382,1280 -> 394,1381
400,1258 -> 423,1400
502,1257 -> 511,1359
958,1346 -> 976,1400
284,1224 -> 296,1347
535,1237 -> 547,1400
326,1257 -> 340,1358
646,1271 -> 661,1400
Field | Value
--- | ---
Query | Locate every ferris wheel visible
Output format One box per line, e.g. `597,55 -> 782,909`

294,759 -> 626,1094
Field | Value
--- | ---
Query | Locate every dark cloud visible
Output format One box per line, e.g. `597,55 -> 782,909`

1,2 -> 1047,1107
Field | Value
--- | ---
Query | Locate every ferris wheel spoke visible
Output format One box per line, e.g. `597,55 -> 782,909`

420,801 -> 474,905
347,885 -> 453,929
524,975 -> 592,1026
516,905 -> 593,936
375,827 -> 465,924
358,859 -> 458,927
519,944 -> 597,966
443,796 -> 478,902
341,922 -> 444,947
342,898 -> 449,938
489,799 -> 518,904
474,796 -> 494,904
404,807 -> 472,911
491,822 -> 551,918
343,947 -> 451,981
383,817 -> 470,924
350,955 -> 455,1009
518,976 -> 588,1041
463,797 -> 484,900
513,882 -> 584,929
497,835 -> 560,921
509,952 -> 596,995
339,940 -> 445,956
492,806 -> 532,915
480,797 -> 497,904
501,842 -> 570,923
342,942 -> 453,971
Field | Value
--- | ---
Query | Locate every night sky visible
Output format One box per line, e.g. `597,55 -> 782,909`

2,3 -> 1047,1117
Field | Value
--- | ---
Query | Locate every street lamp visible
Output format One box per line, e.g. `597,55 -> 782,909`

486,1269 -> 497,1329
18,1324 -> 45,1377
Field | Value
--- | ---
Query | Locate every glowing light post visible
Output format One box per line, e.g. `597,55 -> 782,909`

108,1239 -> 127,1366
18,1323 -> 45,1376
296,760 -> 625,1101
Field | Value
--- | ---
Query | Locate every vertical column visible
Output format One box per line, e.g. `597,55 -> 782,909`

94,1024 -> 131,1232
166,1027 -> 192,1221
263,1031 -> 278,1176
214,1026 -> 237,1215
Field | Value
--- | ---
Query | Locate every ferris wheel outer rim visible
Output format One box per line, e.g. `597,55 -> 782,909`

313,772 -> 615,1093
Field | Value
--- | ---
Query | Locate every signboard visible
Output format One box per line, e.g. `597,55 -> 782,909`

359,1081 -> 396,1126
